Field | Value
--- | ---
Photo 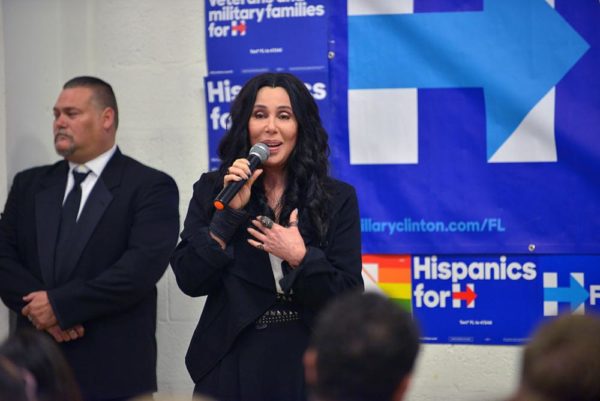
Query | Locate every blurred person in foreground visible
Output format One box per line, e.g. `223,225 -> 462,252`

304,291 -> 420,401
0,76 -> 180,401
0,328 -> 81,401
129,395 -> 216,401
508,313 -> 600,401
171,72 -> 363,401
0,355 -> 32,401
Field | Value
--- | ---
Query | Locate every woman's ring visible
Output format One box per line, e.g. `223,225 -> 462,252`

258,216 -> 274,229
288,220 -> 298,227
257,243 -> 264,251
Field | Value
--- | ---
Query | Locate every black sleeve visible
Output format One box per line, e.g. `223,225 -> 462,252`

0,172 -> 45,312
170,173 -> 237,297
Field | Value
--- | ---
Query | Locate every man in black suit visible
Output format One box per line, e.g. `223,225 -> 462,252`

0,76 -> 180,401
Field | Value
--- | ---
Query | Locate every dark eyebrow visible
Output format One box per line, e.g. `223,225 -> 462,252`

252,104 -> 293,112
53,106 -> 80,113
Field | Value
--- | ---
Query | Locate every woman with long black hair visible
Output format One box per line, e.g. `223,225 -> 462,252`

171,72 -> 363,401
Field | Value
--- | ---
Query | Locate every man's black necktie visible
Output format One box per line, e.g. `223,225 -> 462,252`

55,169 -> 90,276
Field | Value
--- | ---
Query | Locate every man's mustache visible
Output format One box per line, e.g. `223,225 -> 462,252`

54,132 -> 73,142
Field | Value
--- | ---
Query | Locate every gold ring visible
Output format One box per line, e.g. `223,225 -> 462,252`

257,244 -> 264,251
288,220 -> 298,227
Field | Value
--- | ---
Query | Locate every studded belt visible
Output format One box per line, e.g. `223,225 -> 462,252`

255,294 -> 301,329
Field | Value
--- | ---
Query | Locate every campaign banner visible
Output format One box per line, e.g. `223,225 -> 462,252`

328,0 -> 600,254
363,254 -> 600,345
204,0 -> 600,253
203,0 -> 600,345
205,0 -> 330,75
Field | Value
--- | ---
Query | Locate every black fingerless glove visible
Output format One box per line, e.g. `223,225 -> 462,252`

209,206 -> 249,244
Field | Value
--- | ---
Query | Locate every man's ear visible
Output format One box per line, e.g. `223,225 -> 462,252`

303,348 -> 318,386
101,107 -> 115,130
391,375 -> 412,401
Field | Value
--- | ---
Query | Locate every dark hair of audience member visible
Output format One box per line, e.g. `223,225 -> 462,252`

513,313 -> 600,401
309,291 -> 420,401
0,329 -> 82,401
0,355 -> 32,401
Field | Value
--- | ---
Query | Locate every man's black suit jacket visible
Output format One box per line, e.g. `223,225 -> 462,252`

0,149 -> 180,400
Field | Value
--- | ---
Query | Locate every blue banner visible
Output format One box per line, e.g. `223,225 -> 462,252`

329,0 -> 600,254
203,0 -> 600,344
205,0 -> 329,75
365,253 -> 600,345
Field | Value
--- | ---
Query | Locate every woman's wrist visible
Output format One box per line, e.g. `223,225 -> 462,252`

288,247 -> 307,268
209,231 -> 227,250
209,206 -> 249,245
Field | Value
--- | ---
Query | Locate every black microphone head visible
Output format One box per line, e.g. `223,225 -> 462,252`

249,143 -> 270,163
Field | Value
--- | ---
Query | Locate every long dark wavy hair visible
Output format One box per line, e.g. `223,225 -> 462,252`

218,72 -> 331,242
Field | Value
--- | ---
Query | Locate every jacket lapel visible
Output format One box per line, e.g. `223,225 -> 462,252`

35,162 -> 69,287
54,149 -> 123,283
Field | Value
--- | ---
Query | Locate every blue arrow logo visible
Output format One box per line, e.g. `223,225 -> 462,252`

349,0 -> 590,159
544,275 -> 589,310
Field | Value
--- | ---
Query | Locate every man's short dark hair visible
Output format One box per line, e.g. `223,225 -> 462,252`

63,76 -> 119,128
310,291 -> 420,401
518,313 -> 600,401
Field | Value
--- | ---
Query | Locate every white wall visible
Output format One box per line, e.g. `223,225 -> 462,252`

1,0 -> 205,396
0,1 -> 521,400
0,0 -> 9,342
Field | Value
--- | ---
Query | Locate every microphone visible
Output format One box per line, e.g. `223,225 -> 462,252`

213,143 -> 270,210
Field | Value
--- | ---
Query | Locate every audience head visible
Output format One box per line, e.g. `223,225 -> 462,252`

511,313 -> 600,401
305,291 -> 420,401
129,395 -> 217,401
0,355 -> 34,401
0,329 -> 82,401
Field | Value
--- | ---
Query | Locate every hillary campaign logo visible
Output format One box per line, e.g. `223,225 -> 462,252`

348,0 -> 589,164
231,20 -> 247,36
543,272 -> 600,316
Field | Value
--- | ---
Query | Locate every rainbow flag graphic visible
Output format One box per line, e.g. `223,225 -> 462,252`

362,254 -> 412,312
